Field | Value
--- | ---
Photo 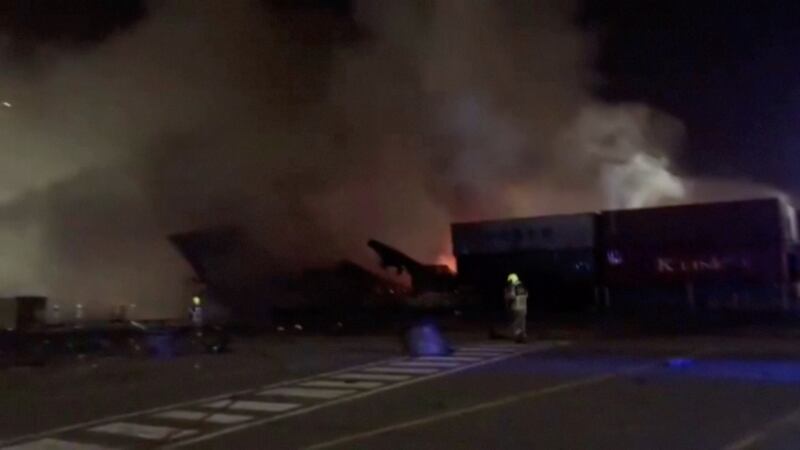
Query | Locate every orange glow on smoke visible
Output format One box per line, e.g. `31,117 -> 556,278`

436,252 -> 457,273
433,230 -> 458,273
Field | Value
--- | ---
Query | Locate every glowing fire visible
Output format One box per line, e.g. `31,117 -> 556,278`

436,253 -> 456,272
435,238 -> 457,273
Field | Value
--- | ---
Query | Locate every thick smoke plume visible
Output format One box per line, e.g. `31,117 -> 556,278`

0,0 -> 693,318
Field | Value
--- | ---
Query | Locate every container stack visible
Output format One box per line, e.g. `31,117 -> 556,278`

452,213 -> 597,313
600,198 -> 797,313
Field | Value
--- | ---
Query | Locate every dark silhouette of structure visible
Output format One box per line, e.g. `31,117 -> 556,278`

367,239 -> 456,294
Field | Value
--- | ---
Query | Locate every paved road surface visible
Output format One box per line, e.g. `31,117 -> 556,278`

4,336 -> 800,449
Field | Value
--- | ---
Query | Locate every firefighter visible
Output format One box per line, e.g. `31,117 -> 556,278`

74,303 -> 84,329
505,273 -> 528,343
51,304 -> 61,326
189,296 -> 204,331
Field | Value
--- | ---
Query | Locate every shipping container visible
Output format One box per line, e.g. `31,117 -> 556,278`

0,299 -> 14,330
458,249 -> 596,310
457,249 -> 595,284
601,244 -> 787,285
600,198 -> 794,247
0,296 -> 46,331
597,198 -> 797,314
452,198 -> 800,316
451,213 -> 596,256
452,214 -> 598,313
16,297 -> 46,330
601,283 -> 789,316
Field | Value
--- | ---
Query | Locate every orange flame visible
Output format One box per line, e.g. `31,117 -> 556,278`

436,253 -> 456,272
435,236 -> 457,273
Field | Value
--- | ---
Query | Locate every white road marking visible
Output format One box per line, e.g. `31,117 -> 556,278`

391,361 -> 462,368
202,413 -> 253,425
260,387 -> 355,399
90,422 -> 196,440
206,400 -> 301,413
463,344 -> 525,349
300,380 -> 384,390
304,360 -> 664,449
415,356 -> 482,362
2,438 -> 115,450
723,404 -> 800,450
153,410 -> 253,425
461,346 -> 521,352
723,435 -> 762,450
455,355 -> 510,361
453,350 -> 512,357
153,410 -> 207,421
455,349 -> 516,355
365,366 -> 439,375
3,343 -> 555,450
0,355 -> 400,449
164,343 -> 554,449
333,373 -> 411,382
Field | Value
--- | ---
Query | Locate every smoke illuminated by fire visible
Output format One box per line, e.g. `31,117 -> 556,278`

435,249 -> 457,273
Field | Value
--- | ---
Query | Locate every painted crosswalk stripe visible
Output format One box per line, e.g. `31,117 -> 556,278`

90,422 -> 196,440
2,438 -> 115,450
461,346 -> 520,352
259,387 -> 355,399
391,361 -> 462,368
300,380 -> 383,390
333,373 -> 411,382
461,344 -> 520,350
456,350 -> 514,356
453,353 -> 505,359
201,413 -> 252,425
153,410 -> 253,425
153,410 -> 207,421
455,350 -> 512,356
415,356 -> 482,362
365,366 -> 439,375
205,400 -> 301,413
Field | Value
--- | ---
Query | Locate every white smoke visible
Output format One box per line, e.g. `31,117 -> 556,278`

560,102 -> 687,209
603,154 -> 686,209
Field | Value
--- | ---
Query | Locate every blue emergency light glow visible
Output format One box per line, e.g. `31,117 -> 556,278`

404,320 -> 451,357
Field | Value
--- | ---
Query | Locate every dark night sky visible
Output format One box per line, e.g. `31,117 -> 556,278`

582,1 -> 800,189
2,0 -> 800,191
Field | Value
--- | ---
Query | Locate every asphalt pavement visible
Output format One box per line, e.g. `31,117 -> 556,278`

4,334 -> 800,449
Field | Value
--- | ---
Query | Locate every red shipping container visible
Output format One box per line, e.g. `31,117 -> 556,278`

601,198 -> 794,247
602,244 -> 787,285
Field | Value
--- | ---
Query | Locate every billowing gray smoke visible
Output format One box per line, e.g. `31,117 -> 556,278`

0,0 -> 691,319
